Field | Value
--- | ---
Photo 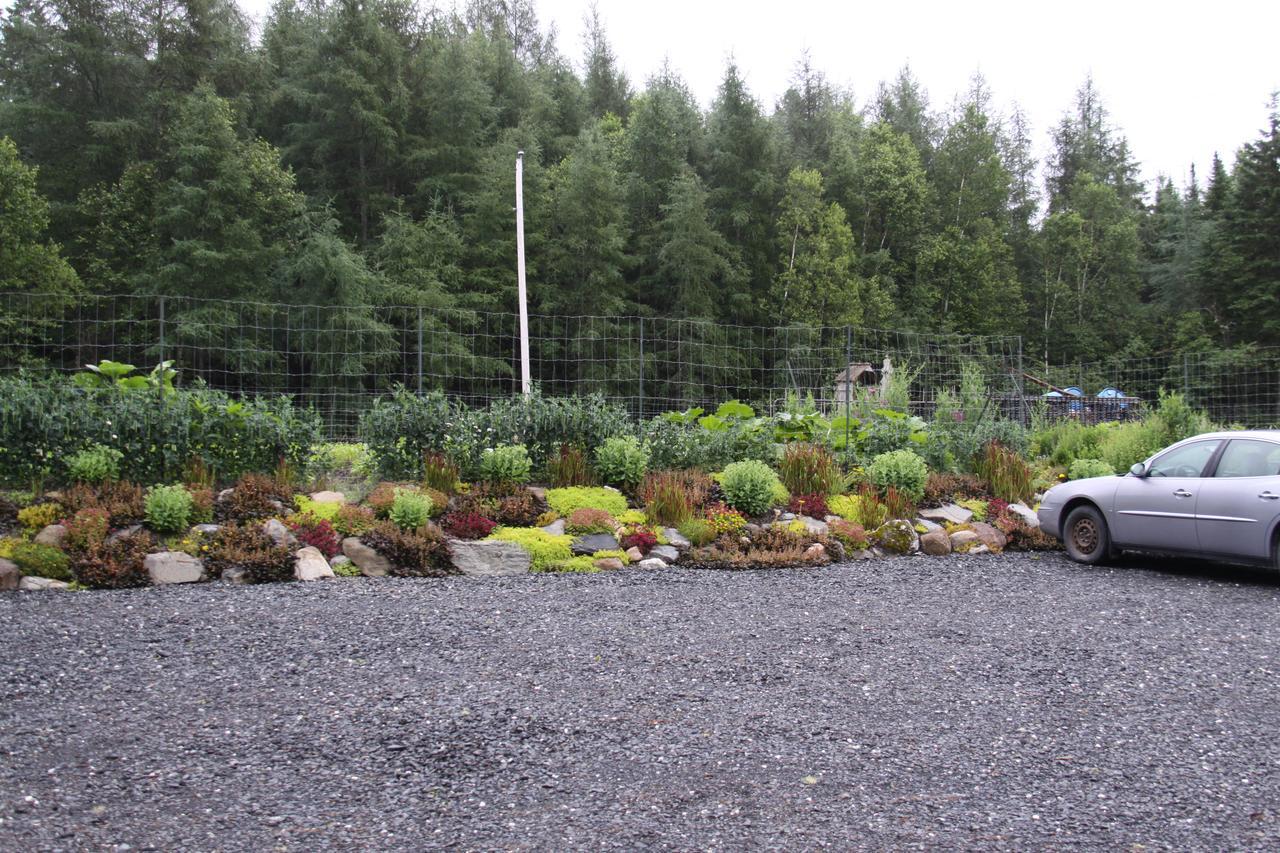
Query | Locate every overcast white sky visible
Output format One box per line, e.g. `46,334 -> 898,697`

244,0 -> 1280,196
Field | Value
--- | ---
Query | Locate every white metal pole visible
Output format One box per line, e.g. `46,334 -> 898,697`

515,150 -> 531,396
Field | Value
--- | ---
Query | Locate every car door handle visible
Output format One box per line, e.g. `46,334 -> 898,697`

1173,489 -> 1193,498
1260,492 -> 1280,501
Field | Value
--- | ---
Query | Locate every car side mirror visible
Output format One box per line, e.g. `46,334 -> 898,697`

1129,462 -> 1147,477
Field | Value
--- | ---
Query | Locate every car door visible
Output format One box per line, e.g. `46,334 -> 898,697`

1195,438 -> 1280,560
1111,439 -> 1222,552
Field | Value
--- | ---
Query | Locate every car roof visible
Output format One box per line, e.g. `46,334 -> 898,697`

1176,430 -> 1280,443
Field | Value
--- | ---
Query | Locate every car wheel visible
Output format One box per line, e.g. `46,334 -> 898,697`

1063,505 -> 1111,565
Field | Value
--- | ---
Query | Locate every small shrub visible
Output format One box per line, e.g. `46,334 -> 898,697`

546,487 -> 628,517
422,488 -> 449,518
421,451 -> 460,493
620,528 -> 658,554
595,436 -> 650,491
547,444 -> 594,487
355,521 -> 455,578
567,508 -> 617,534
18,502 -> 62,532
388,489 -> 432,531
828,519 -> 868,551
487,527 -> 572,572
205,523 -> 293,584
881,485 -> 916,521
922,471 -> 990,506
10,541 -> 72,580
616,509 -> 647,525
145,484 -> 194,534
293,496 -> 343,522
974,441 -> 1034,503
365,481 -> 407,518
332,504 -> 377,538
333,560 -> 362,577
66,443 -> 124,485
187,485 -> 214,524
69,529 -> 153,589
479,444 -> 533,486
720,460 -> 783,517
441,511 -> 498,540
676,518 -> 716,547
1068,458 -> 1116,480
474,486 -> 546,527
868,450 -> 928,503
62,508 -> 111,553
308,441 -> 377,484
787,493 -> 830,519
778,443 -> 843,496
61,481 -> 145,527
219,473 -> 291,523
706,502 -> 747,536
288,516 -> 341,559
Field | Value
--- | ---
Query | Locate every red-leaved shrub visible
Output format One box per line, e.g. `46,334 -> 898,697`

441,512 -> 498,540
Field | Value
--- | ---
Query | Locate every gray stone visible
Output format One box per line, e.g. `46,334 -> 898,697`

1008,503 -> 1040,530
593,557 -> 624,571
662,528 -> 691,549
308,491 -> 346,504
145,551 -> 205,585
949,529 -> 979,549
33,524 -> 67,548
268,499 -> 286,514
342,537 -> 391,577
221,566 -> 250,585
526,486 -> 547,502
19,576 -> 69,591
848,547 -> 876,561
106,523 -> 142,544
920,529 -> 951,556
968,544 -> 991,555
824,515 -> 842,524
803,543 -> 828,563
448,539 -> 531,577
571,533 -> 619,556
636,558 -> 667,570
0,558 -> 20,590
648,544 -> 680,564
919,504 -> 973,525
778,512 -> 797,521
217,488 -> 234,502
797,516 -> 829,536
915,518 -> 943,534
262,518 -> 296,549
539,519 -> 566,536
329,555 -> 351,569
192,524 -> 221,536
294,546 -> 335,581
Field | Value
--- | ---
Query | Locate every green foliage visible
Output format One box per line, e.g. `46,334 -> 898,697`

18,502 -> 62,532
957,498 -> 989,522
1068,458 -> 1116,480
479,445 -> 533,486
974,442 -> 1035,503
308,442 -> 377,483
546,555 -> 602,573
487,527 -> 574,572
546,487 -> 629,518
9,541 -> 72,581
720,460 -> 783,517
66,444 -> 124,485
829,493 -> 890,531
144,484 -> 194,534
388,489 -> 432,531
73,360 -> 177,395
676,518 -> 716,547
294,497 -> 343,523
642,417 -> 776,471
420,453 -> 460,494
777,443 -> 843,496
868,450 -> 929,502
547,445 -> 595,488
595,436 -> 650,491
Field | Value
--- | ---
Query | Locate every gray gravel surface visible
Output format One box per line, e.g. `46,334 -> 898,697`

3,552 -> 1280,851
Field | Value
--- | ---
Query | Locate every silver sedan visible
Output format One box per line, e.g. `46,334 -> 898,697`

1038,430 -> 1280,566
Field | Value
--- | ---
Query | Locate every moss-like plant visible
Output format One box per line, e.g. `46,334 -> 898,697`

10,541 -> 72,581
590,548 -> 631,564
294,496 -> 343,522
720,460 -> 782,517
486,527 -> 572,572
546,555 -> 601,573
145,484 -> 195,534
545,487 -> 629,517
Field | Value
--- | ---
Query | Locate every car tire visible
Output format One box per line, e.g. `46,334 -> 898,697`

1063,505 -> 1111,565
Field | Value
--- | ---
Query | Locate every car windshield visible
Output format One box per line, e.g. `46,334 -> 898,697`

1146,440 -> 1221,478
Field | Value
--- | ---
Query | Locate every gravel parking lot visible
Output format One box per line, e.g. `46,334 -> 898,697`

3,552 -> 1280,850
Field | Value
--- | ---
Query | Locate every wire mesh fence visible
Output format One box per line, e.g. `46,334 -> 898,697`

1,291 -> 1276,436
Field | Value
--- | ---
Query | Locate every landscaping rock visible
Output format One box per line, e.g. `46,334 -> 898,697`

449,540 -> 531,577
920,529 -> 952,556
915,518 -> 943,534
625,546 -> 644,562
33,524 -> 67,548
0,558 -> 20,590
778,512 -> 797,522
144,552 -> 204,585
571,533 -> 619,556
970,522 -> 1008,552
593,557 -> 624,571
294,546 -> 335,581
539,519 -> 566,536
798,516 -> 829,536
848,547 -> 876,560
19,576 -> 69,591
192,524 -> 221,536
527,486 -> 547,502
308,491 -> 346,505
968,544 -> 991,555
803,543 -> 828,563
636,558 -> 667,570
649,545 -> 679,564
221,567 -> 250,585
950,529 -> 979,549
663,528 -> 691,549
872,520 -> 919,555
342,537 -> 391,578
920,504 -> 973,525
329,555 -> 351,570
106,524 -> 143,544
1008,503 -> 1040,529
262,519 -> 297,549
217,488 -> 234,502
824,515 -> 842,524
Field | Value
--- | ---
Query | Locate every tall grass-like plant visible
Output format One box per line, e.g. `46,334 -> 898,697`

547,444 -> 594,487
777,443 -> 843,496
421,452 -> 460,493
974,441 -> 1034,503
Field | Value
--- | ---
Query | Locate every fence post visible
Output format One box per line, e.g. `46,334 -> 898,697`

1182,352 -> 1190,399
638,317 -> 645,418
1015,336 -> 1026,426
158,296 -> 166,363
416,306 -> 423,395
844,325 -> 852,454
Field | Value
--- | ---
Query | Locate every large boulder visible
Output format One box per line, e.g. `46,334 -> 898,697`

570,533 -> 619,556
262,519 -> 297,549
448,539 -> 531,577
919,504 -> 973,525
920,530 -> 952,556
33,524 -> 67,548
970,522 -> 1008,552
294,546 -> 335,581
648,544 -> 680,564
797,516 -> 829,536
871,520 -> 919,555
949,529 -> 979,550
663,528 -> 691,549
308,491 -> 346,505
342,537 -> 391,577
144,551 -> 205,585
0,558 -> 20,590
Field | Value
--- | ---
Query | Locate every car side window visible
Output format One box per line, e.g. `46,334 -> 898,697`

1146,440 -> 1221,478
1214,439 -> 1280,478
